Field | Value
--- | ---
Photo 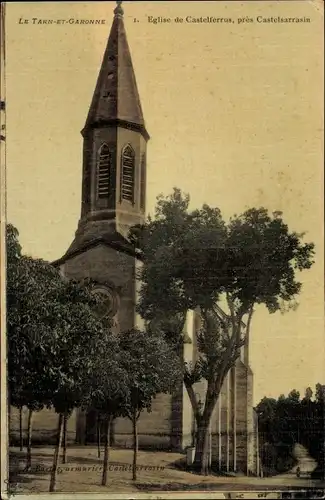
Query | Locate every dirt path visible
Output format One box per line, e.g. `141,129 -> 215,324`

276,443 -> 317,479
8,445 -> 323,494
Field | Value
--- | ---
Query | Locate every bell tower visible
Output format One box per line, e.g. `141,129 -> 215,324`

54,0 -> 149,336
66,0 -> 149,257
52,3 -> 151,443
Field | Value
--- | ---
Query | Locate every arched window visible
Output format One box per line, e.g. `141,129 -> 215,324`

121,144 -> 135,203
140,153 -> 146,211
92,285 -> 119,319
97,144 -> 111,199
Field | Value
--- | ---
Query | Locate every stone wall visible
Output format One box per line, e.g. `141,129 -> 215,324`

9,407 -> 77,445
9,393 -> 174,451
114,393 -> 173,450
235,359 -> 248,472
60,244 -> 136,334
246,367 -> 258,475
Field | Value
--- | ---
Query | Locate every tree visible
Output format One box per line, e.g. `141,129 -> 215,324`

257,385 -> 325,477
256,396 -> 278,443
6,224 -> 113,490
119,328 -> 182,481
288,390 -> 300,403
7,225 -> 66,468
311,383 -> 325,478
131,188 -> 315,474
84,333 -> 130,487
303,387 -> 313,402
46,277 -> 111,492
315,384 -> 325,404
6,224 -> 24,450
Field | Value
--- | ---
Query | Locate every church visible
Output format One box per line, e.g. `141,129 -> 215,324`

10,2 -> 259,475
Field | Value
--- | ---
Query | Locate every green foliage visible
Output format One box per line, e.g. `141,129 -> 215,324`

119,328 -> 182,419
225,208 -> 314,313
83,332 -> 130,417
6,224 -> 22,263
131,189 -> 315,393
288,389 -> 300,403
260,442 -> 295,476
7,229 -> 63,411
41,278 -> 111,415
132,190 -> 315,324
130,188 -> 315,473
304,387 -> 313,401
315,383 -> 325,404
256,385 -> 324,473
7,224 -> 111,415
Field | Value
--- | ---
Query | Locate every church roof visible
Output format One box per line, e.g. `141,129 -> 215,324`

83,1 -> 148,138
52,230 -> 142,267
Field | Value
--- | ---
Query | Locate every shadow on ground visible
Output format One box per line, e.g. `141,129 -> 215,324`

171,456 -> 253,478
135,482 -> 324,492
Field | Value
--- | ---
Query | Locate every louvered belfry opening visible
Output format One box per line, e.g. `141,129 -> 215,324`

97,144 -> 111,198
140,153 -> 146,211
121,144 -> 135,203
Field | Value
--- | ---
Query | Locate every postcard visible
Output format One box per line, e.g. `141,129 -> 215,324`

1,1 -> 324,499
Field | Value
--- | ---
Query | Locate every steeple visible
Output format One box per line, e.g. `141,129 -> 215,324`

58,1 -> 149,262
82,0 -> 148,140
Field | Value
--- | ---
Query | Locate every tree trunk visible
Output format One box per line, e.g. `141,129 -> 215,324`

26,409 -> 33,470
101,415 -> 112,486
132,409 -> 138,481
97,413 -> 101,459
49,413 -> 64,492
185,375 -> 225,475
61,413 -> 68,464
193,417 -> 210,475
19,406 -> 23,451
193,390 -> 219,475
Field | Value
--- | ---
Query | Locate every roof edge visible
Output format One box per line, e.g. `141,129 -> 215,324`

52,237 -> 143,267
81,118 -> 150,142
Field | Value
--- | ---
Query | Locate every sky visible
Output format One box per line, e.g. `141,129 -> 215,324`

4,1 -> 324,404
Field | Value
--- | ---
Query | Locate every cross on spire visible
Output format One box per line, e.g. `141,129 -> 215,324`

114,0 -> 124,17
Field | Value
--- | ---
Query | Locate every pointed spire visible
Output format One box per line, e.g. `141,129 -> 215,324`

83,0 -> 149,140
114,0 -> 124,18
